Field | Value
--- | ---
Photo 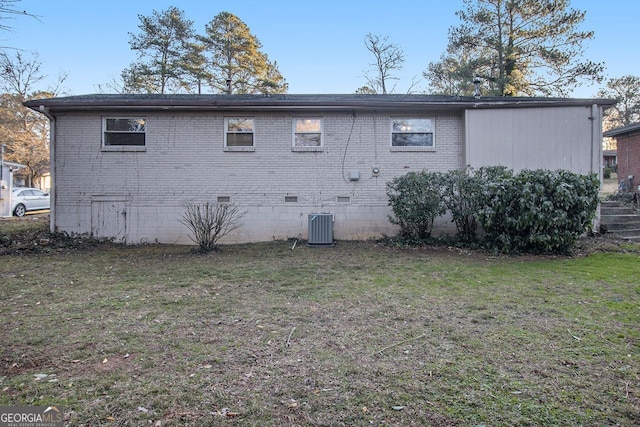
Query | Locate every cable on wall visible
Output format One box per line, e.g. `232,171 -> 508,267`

341,110 -> 357,183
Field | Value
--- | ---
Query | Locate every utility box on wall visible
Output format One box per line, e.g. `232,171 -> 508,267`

307,213 -> 334,247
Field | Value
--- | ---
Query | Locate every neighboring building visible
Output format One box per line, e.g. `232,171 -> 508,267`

0,160 -> 26,217
24,94 -> 614,244
604,122 -> 640,192
603,150 -> 617,170
36,172 -> 51,193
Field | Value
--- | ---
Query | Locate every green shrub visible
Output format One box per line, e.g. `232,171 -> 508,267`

386,171 -> 447,240
387,167 -> 600,254
440,168 -> 484,241
476,169 -> 600,254
603,167 -> 612,179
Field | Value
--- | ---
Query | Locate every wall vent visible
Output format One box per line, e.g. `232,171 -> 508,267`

307,213 -> 334,247
285,195 -> 298,203
217,196 -> 231,203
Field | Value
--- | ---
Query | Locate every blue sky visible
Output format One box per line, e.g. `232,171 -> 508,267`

2,0 -> 638,97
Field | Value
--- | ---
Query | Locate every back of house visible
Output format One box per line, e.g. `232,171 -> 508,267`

24,94 -> 613,244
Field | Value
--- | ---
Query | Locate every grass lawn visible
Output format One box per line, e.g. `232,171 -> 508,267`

1,216 -> 639,426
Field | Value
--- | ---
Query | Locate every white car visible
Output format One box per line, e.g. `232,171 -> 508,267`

11,187 -> 50,217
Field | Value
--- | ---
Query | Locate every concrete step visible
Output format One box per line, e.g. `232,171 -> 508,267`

602,222 -> 640,233
601,201 -> 625,207
601,221 -> 640,232
600,227 -> 640,244
600,214 -> 640,225
599,201 -> 640,243
601,206 -> 636,215
610,234 -> 640,244
609,228 -> 640,238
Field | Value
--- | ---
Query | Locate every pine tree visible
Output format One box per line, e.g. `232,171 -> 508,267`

123,6 -> 196,94
425,0 -> 603,97
199,12 -> 287,94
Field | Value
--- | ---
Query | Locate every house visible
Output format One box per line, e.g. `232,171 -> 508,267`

24,94 -> 615,244
603,122 -> 640,192
603,150 -> 617,171
0,160 -> 26,217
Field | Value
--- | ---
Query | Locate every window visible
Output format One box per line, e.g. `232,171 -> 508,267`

293,118 -> 323,151
391,118 -> 434,150
103,118 -> 146,148
225,118 -> 255,150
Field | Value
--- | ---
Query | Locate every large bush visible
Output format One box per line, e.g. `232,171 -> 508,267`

386,171 -> 446,240
440,168 -> 484,241
387,167 -> 600,254
476,169 -> 600,254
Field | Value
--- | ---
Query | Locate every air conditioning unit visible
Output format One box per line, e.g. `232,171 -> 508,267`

307,213 -> 334,247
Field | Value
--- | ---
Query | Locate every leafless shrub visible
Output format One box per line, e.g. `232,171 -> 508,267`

179,201 -> 245,252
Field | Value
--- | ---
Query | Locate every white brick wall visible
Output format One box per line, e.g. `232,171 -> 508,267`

52,111 -> 464,243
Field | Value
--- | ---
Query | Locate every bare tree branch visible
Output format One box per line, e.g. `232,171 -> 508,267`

363,33 -> 404,94
0,0 -> 41,33
179,201 -> 246,252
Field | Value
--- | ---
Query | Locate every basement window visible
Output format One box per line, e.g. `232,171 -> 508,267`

217,196 -> 231,203
102,118 -> 146,151
285,196 -> 298,203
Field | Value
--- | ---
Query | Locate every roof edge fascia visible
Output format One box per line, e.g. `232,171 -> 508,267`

24,94 -> 617,114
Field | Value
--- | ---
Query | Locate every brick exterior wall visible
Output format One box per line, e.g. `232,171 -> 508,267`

615,131 -> 640,191
52,111 -> 463,243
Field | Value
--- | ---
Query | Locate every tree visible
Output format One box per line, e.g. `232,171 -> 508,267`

425,0 -> 604,97
122,6 -> 197,94
178,41 -> 210,94
362,33 -> 405,94
355,86 -> 377,94
0,51 -> 61,186
199,12 -> 287,94
597,75 -> 640,130
424,52 -> 476,96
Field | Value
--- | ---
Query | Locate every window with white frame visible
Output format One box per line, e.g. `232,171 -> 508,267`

391,118 -> 434,149
293,118 -> 323,150
225,118 -> 255,148
103,118 -> 146,147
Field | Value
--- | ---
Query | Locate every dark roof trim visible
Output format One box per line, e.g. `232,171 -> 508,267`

603,122 -> 640,137
24,93 -> 616,113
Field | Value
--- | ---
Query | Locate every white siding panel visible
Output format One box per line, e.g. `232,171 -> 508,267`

465,106 -> 595,174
